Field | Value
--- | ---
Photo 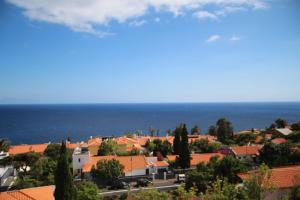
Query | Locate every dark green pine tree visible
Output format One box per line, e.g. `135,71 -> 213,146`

173,126 -> 181,155
54,141 -> 77,200
179,124 -> 191,169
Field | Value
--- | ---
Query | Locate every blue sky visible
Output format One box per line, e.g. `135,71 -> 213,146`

0,0 -> 300,104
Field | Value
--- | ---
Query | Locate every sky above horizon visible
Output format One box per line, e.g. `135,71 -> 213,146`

0,0 -> 300,104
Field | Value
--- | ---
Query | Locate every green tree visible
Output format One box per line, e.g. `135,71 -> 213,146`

179,124 -> 191,169
191,125 -> 200,135
185,163 -> 213,193
234,133 -> 257,146
145,140 -> 156,152
92,159 -> 124,182
259,142 -> 292,167
190,139 -> 210,153
243,164 -> 274,200
173,126 -> 182,155
149,126 -> 155,137
275,118 -> 288,128
208,125 -> 216,136
199,179 -> 239,200
291,121 -> 300,131
287,131 -> 300,143
44,143 -> 61,160
0,138 -> 10,152
216,118 -> 234,144
130,188 -> 169,200
77,181 -> 101,200
13,152 -> 40,177
214,155 -> 245,184
98,139 -> 118,156
29,157 -> 57,185
54,141 -> 77,200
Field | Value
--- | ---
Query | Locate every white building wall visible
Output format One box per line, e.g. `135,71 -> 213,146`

72,150 -> 90,175
125,168 -> 146,176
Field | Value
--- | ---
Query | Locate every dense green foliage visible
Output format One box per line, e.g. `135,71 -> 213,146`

242,164 -> 274,200
190,139 -> 221,153
77,181 -> 101,200
98,139 -> 119,156
214,118 -> 234,144
91,159 -> 124,182
173,126 -> 181,155
275,118 -> 288,128
130,188 -> 170,200
12,152 -> 41,177
259,142 -> 300,166
145,139 -> 172,157
291,121 -> 300,131
178,124 -> 191,169
233,133 -> 257,146
0,138 -> 10,152
185,155 -> 246,194
191,125 -> 200,135
44,143 -> 62,160
54,141 -> 77,200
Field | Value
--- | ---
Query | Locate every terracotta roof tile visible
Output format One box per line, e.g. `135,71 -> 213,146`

82,155 -> 148,173
231,145 -> 261,156
167,153 -> 223,166
190,153 -> 224,166
9,144 -> 49,155
0,186 -> 54,200
271,138 -> 287,144
239,165 -> 300,189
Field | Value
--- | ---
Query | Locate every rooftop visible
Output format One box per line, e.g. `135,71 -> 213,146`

238,165 -> 300,189
0,185 -> 54,200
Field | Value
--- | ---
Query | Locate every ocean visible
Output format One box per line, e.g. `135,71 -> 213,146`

1,102 -> 300,144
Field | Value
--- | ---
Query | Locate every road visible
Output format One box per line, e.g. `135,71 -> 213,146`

100,184 -> 180,197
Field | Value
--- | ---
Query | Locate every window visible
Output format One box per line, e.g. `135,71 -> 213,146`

78,158 -> 81,163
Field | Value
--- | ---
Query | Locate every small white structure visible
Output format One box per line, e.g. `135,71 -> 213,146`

146,157 -> 169,174
0,151 -> 9,160
275,128 -> 293,136
72,147 -> 90,175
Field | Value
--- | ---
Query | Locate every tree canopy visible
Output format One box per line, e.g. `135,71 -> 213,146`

98,139 -> 118,156
54,141 -> 77,200
92,159 -> 124,182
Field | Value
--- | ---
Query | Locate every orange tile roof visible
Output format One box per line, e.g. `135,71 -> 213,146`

166,153 -> 223,166
82,155 -> 148,173
166,155 -> 178,162
190,153 -> 224,166
0,185 -> 54,200
231,145 -> 261,156
66,142 -> 82,149
271,138 -> 287,144
87,137 -> 102,147
153,161 -> 169,167
238,165 -> 300,189
9,144 -> 49,155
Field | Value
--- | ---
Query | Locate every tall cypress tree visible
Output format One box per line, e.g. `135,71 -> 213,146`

54,141 -> 77,200
173,126 -> 181,155
179,124 -> 191,169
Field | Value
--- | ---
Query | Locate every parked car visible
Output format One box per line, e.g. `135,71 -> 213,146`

109,180 -> 129,190
136,178 -> 152,187
176,174 -> 185,183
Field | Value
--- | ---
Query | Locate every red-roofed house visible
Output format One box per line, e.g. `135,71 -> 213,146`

271,138 -> 287,145
9,144 -> 49,155
230,145 -> 261,162
167,153 -> 224,168
0,185 -> 54,200
82,155 -> 148,177
238,165 -> 300,200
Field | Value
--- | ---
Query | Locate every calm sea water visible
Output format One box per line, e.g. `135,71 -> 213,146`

1,103 -> 300,144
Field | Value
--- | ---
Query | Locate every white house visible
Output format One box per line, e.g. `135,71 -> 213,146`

72,147 -> 90,175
